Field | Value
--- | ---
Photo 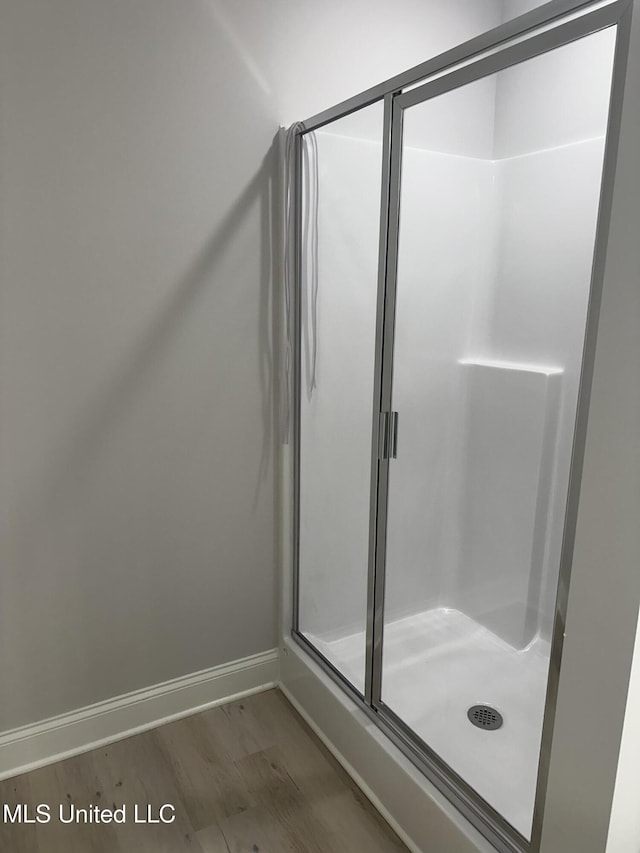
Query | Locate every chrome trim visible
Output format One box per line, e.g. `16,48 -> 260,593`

377,411 -> 388,460
365,93 -> 395,705
291,130 -> 303,633
300,0 -> 618,132
397,0 -> 625,109
370,93 -> 404,707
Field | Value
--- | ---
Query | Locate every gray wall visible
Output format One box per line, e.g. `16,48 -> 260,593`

0,0 -> 280,732
607,610 -> 640,852
0,0 -> 505,732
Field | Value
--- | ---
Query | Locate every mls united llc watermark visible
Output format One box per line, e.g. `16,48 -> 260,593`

3,803 -> 176,825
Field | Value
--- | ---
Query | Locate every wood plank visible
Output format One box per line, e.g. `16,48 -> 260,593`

0,689 -> 408,853
4,749 -> 122,853
217,805 -> 300,853
239,692 -> 407,851
312,786 -> 408,852
0,771 -> 40,853
201,704 -> 270,763
84,731 -> 202,853
194,821 -> 231,853
153,711 -> 256,831
234,746 -> 335,853
220,697 -> 277,758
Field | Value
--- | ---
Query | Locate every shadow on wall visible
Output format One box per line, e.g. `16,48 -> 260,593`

0,133 -> 282,727
20,137 -> 279,525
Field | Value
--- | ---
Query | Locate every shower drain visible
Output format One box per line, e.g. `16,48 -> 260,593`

467,704 -> 503,730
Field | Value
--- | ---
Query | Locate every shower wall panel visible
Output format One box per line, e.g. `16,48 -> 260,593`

480,30 -> 616,637
381,137 -> 605,644
457,360 -> 561,648
492,26 -> 616,157
487,137 -> 608,639
382,147 -> 497,622
417,30 -> 617,641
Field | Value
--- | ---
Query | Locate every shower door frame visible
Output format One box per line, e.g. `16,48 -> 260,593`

290,2 -> 633,851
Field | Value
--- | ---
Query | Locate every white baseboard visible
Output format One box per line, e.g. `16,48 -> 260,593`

0,648 -> 279,781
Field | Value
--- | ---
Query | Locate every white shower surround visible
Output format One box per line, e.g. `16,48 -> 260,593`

285,9 -> 640,853
299,131 -> 607,636
296,23 -> 616,844
298,130 -> 606,840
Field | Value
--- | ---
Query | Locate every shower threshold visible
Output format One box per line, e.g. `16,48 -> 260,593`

306,607 -> 550,838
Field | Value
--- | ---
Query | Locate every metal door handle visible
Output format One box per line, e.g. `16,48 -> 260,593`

389,411 -> 398,459
378,411 -> 399,459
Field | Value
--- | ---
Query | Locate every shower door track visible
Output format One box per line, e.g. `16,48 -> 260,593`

290,1 -> 633,851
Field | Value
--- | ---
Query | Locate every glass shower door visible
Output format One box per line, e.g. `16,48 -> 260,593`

377,27 -> 616,841
296,102 -> 384,695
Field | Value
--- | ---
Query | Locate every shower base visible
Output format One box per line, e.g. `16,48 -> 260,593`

306,607 -> 550,838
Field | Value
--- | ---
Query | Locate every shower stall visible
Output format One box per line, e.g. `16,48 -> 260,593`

283,2 -> 634,851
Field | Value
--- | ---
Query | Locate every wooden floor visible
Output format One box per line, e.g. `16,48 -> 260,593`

0,688 -> 409,852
